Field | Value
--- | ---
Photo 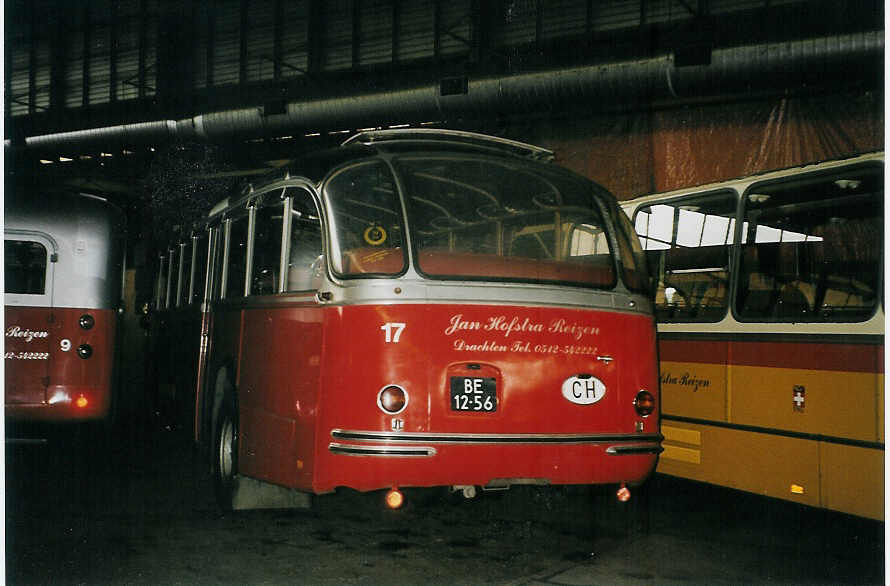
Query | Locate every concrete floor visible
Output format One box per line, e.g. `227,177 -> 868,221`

5,418 -> 885,585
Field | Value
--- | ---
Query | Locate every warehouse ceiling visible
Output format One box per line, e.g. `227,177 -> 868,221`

4,0 -> 885,207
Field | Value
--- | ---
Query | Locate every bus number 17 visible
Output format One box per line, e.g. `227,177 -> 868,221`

380,322 -> 406,343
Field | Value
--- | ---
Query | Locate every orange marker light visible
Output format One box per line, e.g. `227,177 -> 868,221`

75,395 -> 89,409
385,487 -> 405,509
616,483 -> 631,502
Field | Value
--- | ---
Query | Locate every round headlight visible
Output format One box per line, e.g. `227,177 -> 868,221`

378,385 -> 408,414
634,390 -> 656,417
78,314 -> 95,330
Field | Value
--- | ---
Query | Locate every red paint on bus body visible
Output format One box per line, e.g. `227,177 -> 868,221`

238,303 -> 323,489
4,307 -> 51,407
660,338 -> 882,373
224,302 -> 659,494
5,306 -> 117,421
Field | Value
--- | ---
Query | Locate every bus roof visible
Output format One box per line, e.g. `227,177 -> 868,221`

208,129 -> 558,220
5,190 -> 123,235
624,151 -> 883,209
5,190 -> 126,309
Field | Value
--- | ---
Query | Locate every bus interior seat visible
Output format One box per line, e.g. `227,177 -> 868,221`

252,268 -> 278,295
656,245 -> 728,319
738,245 -> 776,317
342,247 -> 404,274
773,282 -> 814,318
814,218 -> 878,316
820,278 -> 870,315
416,248 -> 614,285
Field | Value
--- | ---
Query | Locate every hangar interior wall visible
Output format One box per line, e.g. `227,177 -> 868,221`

523,91 -> 883,199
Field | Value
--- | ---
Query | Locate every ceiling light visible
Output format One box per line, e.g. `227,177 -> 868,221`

834,179 -> 862,190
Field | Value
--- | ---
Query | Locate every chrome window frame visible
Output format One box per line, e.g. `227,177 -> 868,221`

175,241 -> 187,308
165,246 -> 176,309
4,231 -> 56,308
282,184 -> 326,293
246,187 -> 289,297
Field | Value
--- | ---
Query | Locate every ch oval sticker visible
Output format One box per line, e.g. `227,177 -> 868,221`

562,375 -> 606,405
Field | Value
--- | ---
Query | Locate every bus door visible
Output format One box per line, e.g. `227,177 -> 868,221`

236,186 -> 325,489
4,233 -> 56,408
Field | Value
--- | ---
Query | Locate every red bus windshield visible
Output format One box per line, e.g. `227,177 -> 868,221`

327,155 -> 645,291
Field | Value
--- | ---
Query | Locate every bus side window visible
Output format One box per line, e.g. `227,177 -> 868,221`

634,191 -> 736,322
251,197 -> 285,296
165,247 -> 177,309
208,226 -> 224,302
190,233 -> 209,305
328,162 -> 405,277
737,167 -> 882,322
178,241 -> 191,307
225,215 -> 249,299
5,240 -> 48,295
610,206 -> 650,294
155,254 -> 167,310
286,189 -> 323,292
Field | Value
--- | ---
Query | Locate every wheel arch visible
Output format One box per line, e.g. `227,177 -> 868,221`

201,356 -> 238,449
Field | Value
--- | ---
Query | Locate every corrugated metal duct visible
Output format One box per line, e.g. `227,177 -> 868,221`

16,32 -> 883,152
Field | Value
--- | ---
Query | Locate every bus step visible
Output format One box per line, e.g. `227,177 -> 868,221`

231,476 -> 312,510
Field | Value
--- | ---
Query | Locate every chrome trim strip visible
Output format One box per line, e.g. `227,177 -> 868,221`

342,129 -> 556,162
605,445 -> 665,455
331,429 -> 663,445
327,280 -> 653,315
328,442 -> 436,457
663,414 -> 885,451
213,283 -> 652,315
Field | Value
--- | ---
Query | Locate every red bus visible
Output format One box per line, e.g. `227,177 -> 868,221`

149,228 -> 210,427
160,130 -> 661,508
5,191 -> 126,424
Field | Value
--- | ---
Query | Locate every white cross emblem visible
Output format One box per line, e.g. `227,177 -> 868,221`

792,386 -> 805,412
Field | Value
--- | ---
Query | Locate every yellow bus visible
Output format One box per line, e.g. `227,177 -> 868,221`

622,153 -> 883,520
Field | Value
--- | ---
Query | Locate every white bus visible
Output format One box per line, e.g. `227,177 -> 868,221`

622,153 -> 883,520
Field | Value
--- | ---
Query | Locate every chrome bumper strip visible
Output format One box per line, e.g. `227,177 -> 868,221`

328,442 -> 437,457
605,444 -> 665,455
331,428 -> 663,446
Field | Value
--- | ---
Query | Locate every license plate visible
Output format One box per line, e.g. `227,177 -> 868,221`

450,377 -> 497,412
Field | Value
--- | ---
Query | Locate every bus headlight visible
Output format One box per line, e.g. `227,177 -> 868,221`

78,314 -> 95,329
77,344 -> 93,359
378,385 -> 408,414
634,390 -> 655,417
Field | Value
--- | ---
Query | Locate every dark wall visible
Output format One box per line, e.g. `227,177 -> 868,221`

522,91 -> 883,200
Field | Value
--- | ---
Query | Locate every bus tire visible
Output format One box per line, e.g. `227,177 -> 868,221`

212,398 -> 238,510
